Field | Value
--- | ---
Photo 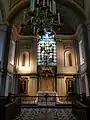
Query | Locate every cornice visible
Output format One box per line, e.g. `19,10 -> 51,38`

12,24 -> 82,41
56,24 -> 82,40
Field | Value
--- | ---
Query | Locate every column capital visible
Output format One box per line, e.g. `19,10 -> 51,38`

85,21 -> 90,30
0,24 -> 9,32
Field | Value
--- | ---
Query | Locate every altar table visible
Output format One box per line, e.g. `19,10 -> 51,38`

35,91 -> 63,106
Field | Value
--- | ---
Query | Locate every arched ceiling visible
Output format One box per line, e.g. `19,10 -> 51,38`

0,0 -> 6,23
7,0 -> 86,35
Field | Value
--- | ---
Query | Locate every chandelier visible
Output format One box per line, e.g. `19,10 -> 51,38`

22,0 -> 63,35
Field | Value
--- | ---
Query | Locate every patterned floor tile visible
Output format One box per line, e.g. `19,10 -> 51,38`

14,108 -> 77,120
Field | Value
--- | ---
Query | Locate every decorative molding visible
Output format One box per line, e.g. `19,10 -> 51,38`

9,0 -> 21,10
12,24 -> 82,41
56,24 -> 82,40
0,24 -> 8,32
63,43 -> 73,49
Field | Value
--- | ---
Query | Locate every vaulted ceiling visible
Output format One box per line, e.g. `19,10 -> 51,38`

0,0 -> 88,35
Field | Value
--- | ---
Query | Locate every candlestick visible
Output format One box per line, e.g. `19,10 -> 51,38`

52,18 -> 54,23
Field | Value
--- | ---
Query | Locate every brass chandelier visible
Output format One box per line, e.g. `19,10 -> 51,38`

23,0 -> 63,35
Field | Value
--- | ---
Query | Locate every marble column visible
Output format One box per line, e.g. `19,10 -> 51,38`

14,40 -> 20,72
75,75 -> 81,94
13,74 -> 20,95
0,24 -> 11,96
12,40 -> 20,95
83,22 -> 90,95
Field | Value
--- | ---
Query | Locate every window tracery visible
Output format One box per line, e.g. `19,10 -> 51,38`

37,32 -> 56,66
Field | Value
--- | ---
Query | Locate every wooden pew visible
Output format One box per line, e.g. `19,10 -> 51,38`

0,96 -> 21,120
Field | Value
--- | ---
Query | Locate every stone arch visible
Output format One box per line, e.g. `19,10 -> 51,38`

0,0 -> 6,22
7,0 -> 86,24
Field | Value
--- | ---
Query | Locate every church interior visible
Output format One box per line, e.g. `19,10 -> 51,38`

0,0 -> 90,120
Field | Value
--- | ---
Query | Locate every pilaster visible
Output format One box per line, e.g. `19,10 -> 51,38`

13,74 -> 20,95
0,24 -> 11,96
83,21 -> 90,94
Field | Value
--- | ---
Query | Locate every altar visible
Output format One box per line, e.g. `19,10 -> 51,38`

35,91 -> 63,106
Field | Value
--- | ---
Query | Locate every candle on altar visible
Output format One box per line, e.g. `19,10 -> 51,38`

58,12 -> 60,24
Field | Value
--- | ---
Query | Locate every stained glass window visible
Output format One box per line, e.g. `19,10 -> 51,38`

37,32 -> 56,66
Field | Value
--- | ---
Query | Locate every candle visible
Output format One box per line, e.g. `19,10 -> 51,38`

46,9 -> 47,17
51,26 -> 52,32
54,2 -> 56,14
37,8 -> 39,16
50,1 -> 52,12
37,0 -> 39,4
30,0 -> 33,11
52,18 -> 54,23
33,26 -> 35,34
47,0 -> 49,6
58,12 -> 60,24
52,0 -> 54,14
30,0 -> 35,11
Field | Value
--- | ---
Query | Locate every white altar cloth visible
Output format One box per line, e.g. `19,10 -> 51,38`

35,91 -> 63,106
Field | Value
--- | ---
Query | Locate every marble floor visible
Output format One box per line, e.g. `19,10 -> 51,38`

14,108 -> 77,120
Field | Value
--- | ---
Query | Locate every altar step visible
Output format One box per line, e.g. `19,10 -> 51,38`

21,104 -> 72,108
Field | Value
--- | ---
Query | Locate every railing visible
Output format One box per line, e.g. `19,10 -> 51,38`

20,95 -> 73,105
72,94 -> 89,120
